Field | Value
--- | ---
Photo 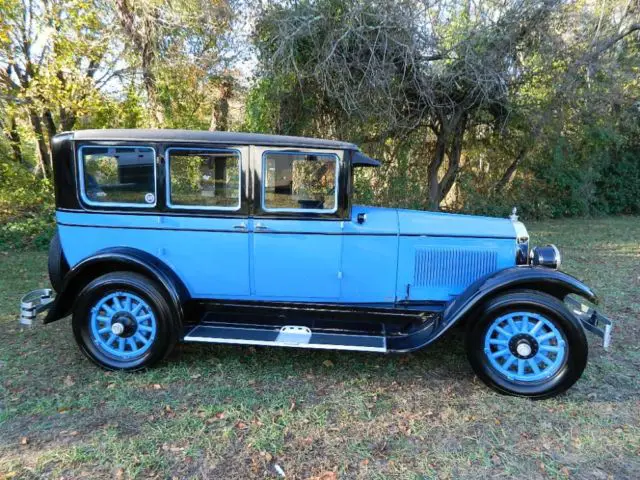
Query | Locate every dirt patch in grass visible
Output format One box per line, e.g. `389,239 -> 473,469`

1,216 -> 639,479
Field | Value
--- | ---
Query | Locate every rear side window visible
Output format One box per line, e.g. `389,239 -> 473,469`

166,148 -> 241,210
262,152 -> 338,212
78,146 -> 156,207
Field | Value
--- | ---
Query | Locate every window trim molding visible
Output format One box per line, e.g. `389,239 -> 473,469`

165,147 -> 243,212
260,150 -> 340,214
77,145 -> 158,209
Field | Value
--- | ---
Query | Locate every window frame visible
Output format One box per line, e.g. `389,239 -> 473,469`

164,147 -> 243,212
260,150 -> 340,215
77,144 -> 158,209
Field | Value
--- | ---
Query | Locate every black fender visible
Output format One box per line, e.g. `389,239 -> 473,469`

44,247 -> 190,325
443,266 -> 597,326
388,266 -> 597,352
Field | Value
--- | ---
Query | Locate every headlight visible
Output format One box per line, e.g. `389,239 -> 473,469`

530,245 -> 561,270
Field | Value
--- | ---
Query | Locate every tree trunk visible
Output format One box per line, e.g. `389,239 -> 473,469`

495,147 -> 527,192
210,79 -> 233,131
427,126 -> 447,210
28,109 -> 52,178
114,0 -> 164,127
439,112 -> 468,202
5,115 -> 26,166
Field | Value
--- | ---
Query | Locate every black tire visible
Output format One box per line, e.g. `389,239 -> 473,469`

48,231 -> 69,293
72,272 -> 180,371
466,290 -> 588,399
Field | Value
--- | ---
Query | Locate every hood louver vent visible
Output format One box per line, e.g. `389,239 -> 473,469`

414,248 -> 498,289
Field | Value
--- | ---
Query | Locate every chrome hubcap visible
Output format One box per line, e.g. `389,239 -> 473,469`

111,322 -> 125,335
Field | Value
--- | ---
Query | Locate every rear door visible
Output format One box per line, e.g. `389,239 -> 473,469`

250,147 -> 344,301
163,145 -> 251,298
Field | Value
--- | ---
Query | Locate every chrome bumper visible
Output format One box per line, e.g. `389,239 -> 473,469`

565,297 -> 613,350
20,289 -> 55,327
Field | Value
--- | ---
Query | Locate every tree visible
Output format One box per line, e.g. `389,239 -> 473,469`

253,0 -> 640,209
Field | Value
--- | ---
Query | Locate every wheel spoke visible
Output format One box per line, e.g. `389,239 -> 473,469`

496,326 -> 511,338
528,359 -> 541,375
118,338 -> 125,352
124,295 -> 132,312
489,339 -> 508,346
536,332 -> 557,343
98,326 -> 111,334
102,304 -> 115,315
540,345 -> 561,353
536,353 -> 553,365
507,317 -> 518,334
502,356 -> 516,371
492,348 -> 510,358
517,359 -> 525,376
138,324 -> 153,333
521,316 -> 529,333
529,320 -> 543,335
106,333 -> 117,345
96,315 -> 110,323
112,296 -> 123,310
127,338 -> 137,350
135,332 -> 147,344
131,302 -> 144,315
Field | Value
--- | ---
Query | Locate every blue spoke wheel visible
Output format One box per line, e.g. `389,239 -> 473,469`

89,292 -> 158,360
466,291 -> 588,399
483,312 -> 566,383
73,272 -> 179,371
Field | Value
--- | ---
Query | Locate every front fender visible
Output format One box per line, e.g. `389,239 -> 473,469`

443,266 -> 597,326
389,266 -> 598,352
44,247 -> 190,324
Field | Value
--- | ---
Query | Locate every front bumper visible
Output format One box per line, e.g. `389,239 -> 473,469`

565,297 -> 613,350
20,289 -> 55,327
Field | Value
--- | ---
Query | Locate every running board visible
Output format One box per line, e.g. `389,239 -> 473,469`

183,324 -> 387,352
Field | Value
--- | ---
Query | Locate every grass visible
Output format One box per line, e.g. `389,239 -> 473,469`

1,216 -> 639,479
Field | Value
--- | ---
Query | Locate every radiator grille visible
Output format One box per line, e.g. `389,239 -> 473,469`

413,248 -> 498,288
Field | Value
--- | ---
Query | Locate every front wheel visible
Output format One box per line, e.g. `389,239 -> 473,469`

72,272 -> 180,371
466,291 -> 588,399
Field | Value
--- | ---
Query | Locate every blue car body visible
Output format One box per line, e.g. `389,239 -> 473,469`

56,207 -> 517,304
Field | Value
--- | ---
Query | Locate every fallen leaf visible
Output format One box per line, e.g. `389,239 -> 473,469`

153,384 -> 162,390
20,437 -> 28,445
63,375 -> 75,387
323,360 -> 334,367
235,421 -> 247,430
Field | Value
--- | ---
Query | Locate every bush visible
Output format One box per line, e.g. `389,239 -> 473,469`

0,161 -> 55,251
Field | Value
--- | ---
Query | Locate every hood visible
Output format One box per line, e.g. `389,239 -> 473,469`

397,208 -> 517,239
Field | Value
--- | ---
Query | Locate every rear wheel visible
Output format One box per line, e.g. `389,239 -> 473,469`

72,272 -> 179,370
466,291 -> 588,399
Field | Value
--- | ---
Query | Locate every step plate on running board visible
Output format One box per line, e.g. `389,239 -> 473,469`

184,324 -> 387,352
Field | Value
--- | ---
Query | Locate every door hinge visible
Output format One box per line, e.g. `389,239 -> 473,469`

405,283 -> 411,300
337,271 -> 343,279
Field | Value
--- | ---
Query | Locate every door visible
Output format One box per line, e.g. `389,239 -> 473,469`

163,146 -> 251,298
251,147 -> 344,301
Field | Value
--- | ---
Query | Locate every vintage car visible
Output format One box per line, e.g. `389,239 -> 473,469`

20,129 -> 613,398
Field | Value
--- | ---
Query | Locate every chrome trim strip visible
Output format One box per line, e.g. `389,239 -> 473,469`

182,335 -> 387,352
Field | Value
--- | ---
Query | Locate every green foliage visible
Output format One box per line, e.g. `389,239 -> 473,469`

0,161 -> 55,250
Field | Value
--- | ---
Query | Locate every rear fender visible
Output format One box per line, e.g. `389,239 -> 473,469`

44,247 -> 190,324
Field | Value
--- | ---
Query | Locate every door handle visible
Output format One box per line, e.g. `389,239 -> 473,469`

255,222 -> 270,231
232,222 -> 247,231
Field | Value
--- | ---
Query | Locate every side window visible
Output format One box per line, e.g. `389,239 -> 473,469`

79,146 -> 156,207
167,148 -> 240,210
262,152 -> 338,212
